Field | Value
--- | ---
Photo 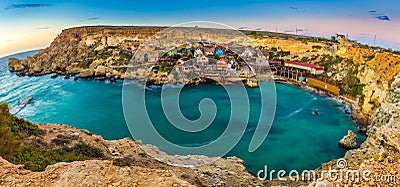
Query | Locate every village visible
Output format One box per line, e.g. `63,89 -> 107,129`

122,39 -> 340,96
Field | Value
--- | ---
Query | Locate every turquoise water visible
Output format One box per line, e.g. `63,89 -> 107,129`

0,51 -> 364,175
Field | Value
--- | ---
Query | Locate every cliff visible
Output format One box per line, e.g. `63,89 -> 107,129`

8,26 -> 166,79
309,72 -> 400,187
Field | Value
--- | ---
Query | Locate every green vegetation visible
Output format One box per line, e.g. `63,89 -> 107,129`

118,53 -> 133,63
96,51 -> 112,60
247,31 -> 264,37
11,143 -> 103,172
312,45 -> 322,50
315,54 -> 344,73
364,54 -> 375,61
0,103 -> 104,172
112,158 -> 130,167
357,43 -> 371,49
339,68 -> 365,104
104,46 -> 118,50
0,103 -> 40,160
78,58 -> 94,69
156,62 -> 172,73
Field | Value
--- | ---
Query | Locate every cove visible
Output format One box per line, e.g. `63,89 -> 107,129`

0,51 -> 365,175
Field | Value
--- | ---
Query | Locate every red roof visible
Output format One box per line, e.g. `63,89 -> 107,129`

285,61 -> 324,70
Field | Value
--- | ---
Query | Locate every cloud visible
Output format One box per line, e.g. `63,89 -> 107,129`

37,27 -> 50,30
375,15 -> 390,21
0,40 -> 13,45
290,7 -> 298,10
5,3 -> 52,10
284,30 -> 294,33
86,17 -> 100,21
368,11 -> 390,21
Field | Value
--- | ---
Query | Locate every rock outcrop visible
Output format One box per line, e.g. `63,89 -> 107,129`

79,69 -> 94,78
8,26 -> 166,79
339,130 -> 357,149
0,157 -> 195,187
8,58 -> 27,72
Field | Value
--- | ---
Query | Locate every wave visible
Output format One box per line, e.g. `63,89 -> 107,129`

285,108 -> 303,118
176,139 -> 214,147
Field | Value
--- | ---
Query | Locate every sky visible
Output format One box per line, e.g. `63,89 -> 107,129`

0,0 -> 399,57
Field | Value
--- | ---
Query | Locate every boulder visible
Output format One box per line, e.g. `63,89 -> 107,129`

8,58 -> 26,72
94,66 -> 106,77
79,69 -> 94,78
69,132 -> 80,140
32,63 -> 43,73
339,130 -> 357,149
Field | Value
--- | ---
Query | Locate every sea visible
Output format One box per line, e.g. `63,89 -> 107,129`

0,50 -> 365,175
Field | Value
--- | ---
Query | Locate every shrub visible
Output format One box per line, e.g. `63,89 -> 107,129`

312,45 -> 322,50
112,159 -> 130,167
11,143 -> 103,172
104,46 -> 117,50
73,143 -> 104,158
78,58 -> 94,68
0,103 -> 40,159
0,103 -> 104,172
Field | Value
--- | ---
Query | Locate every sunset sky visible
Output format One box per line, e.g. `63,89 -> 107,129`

0,0 -> 399,57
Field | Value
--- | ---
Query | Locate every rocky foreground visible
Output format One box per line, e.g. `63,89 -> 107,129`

0,121 -> 301,186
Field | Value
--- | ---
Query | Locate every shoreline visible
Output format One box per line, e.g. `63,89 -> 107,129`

273,77 -> 369,134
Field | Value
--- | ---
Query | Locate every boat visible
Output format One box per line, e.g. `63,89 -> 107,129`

312,109 -> 320,115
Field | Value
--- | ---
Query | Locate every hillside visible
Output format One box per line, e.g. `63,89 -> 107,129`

249,34 -> 400,118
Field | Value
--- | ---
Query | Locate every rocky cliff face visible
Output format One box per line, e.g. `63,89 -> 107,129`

8,26 -> 166,79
